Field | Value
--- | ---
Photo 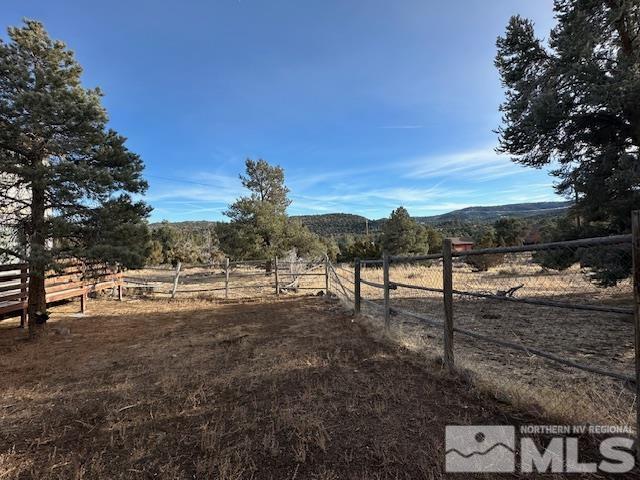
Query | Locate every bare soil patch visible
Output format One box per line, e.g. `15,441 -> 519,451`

0,296 -> 622,479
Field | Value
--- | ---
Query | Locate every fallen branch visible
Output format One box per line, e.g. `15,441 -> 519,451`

116,404 -> 139,413
497,284 -> 524,297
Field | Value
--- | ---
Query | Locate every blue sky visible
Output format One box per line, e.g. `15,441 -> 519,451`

1,0 -> 559,222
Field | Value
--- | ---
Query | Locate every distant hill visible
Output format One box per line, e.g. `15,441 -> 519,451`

292,201 -> 571,236
292,214 -> 383,236
415,201 -> 571,224
149,220 -> 218,231
151,201 -> 571,237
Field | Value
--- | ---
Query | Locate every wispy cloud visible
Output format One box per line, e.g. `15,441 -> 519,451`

287,168 -> 365,191
146,145 -> 559,222
287,160 -> 398,190
288,184 -> 476,216
291,185 -> 450,205
379,125 -> 424,130
404,147 -> 525,182
146,172 -> 243,208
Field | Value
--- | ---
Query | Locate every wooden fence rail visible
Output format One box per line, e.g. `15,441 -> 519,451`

128,257 -> 329,299
0,261 -> 123,326
333,232 -> 635,380
325,217 -> 640,450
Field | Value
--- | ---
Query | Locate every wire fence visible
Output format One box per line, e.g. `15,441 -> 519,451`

326,225 -> 640,446
125,256 -> 329,300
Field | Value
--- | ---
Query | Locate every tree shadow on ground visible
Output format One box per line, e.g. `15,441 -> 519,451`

0,297 -> 628,479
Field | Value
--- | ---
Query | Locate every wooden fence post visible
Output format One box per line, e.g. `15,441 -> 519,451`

117,267 -> 124,301
80,292 -> 87,314
274,257 -> 280,298
171,261 -> 182,299
324,255 -> 330,294
20,264 -> 27,328
631,210 -> 640,459
224,258 -> 230,299
443,238 -> 454,370
383,252 -> 391,331
354,258 -> 361,314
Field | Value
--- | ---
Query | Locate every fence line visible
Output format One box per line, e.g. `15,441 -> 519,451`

450,234 -> 632,257
350,233 -> 635,377
389,281 -> 633,316
358,239 -> 634,317
360,278 -> 387,289
126,256 -> 329,299
334,271 -> 355,285
329,214 -> 640,448
326,262 -> 354,302
0,261 -> 123,325
632,211 -> 640,444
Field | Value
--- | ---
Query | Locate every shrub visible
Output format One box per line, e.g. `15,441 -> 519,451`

465,253 -> 505,272
532,248 -> 577,271
579,244 -> 632,288
464,227 -> 504,272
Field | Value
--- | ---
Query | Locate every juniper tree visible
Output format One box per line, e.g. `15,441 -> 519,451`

494,217 -> 529,246
464,227 -> 505,272
336,235 -> 381,262
496,1 -> 640,232
0,20 -> 149,335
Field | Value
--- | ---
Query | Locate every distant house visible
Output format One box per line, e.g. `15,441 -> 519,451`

450,237 -> 474,252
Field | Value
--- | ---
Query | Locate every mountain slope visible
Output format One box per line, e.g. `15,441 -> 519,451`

151,201 -> 571,237
292,201 -> 570,235
292,214 -> 381,235
149,220 -> 218,231
416,201 -> 571,224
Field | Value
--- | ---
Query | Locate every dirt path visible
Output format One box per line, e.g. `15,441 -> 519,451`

0,297 -> 620,479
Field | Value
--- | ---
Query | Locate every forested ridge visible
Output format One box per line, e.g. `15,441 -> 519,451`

151,202 -> 568,239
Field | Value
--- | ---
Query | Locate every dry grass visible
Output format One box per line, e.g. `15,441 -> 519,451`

356,259 -> 633,303
0,295 -> 595,479
125,264 -> 326,300
334,258 -> 636,429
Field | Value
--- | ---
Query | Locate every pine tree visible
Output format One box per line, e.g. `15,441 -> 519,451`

496,1 -> 640,232
0,21 -> 149,336
224,159 -> 322,260
380,207 -> 429,256
224,159 -> 288,259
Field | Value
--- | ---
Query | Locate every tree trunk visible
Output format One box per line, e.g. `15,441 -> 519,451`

27,271 -> 47,337
27,176 -> 47,338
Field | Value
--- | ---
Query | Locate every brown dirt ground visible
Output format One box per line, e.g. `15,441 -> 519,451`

344,261 -> 636,427
0,296 -> 633,479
